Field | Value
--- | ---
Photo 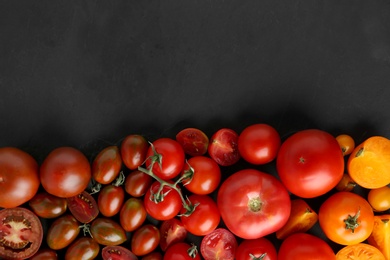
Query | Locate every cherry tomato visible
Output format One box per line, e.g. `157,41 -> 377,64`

276,129 -> 344,198
125,170 -> 153,197
102,246 -> 138,260
121,134 -> 149,170
159,218 -> 187,252
98,184 -> 125,217
65,237 -> 100,260
200,228 -> 238,260
336,243 -> 385,260
217,169 -> 291,239
235,237 -> 277,260
0,207 -> 43,259
181,156 -> 221,195
336,134 -> 355,156
92,145 -> 122,184
238,123 -> 281,165
142,251 -> 163,260
176,127 -> 209,156
66,190 -> 99,223
145,138 -> 185,180
180,194 -> 220,236
319,191 -> 374,245
119,197 -> 147,232
278,233 -> 336,260
40,147 -> 91,198
367,215 -> 390,259
90,217 -> 127,246
0,147 -> 40,208
208,128 -> 240,166
29,248 -> 58,260
368,185 -> 390,211
335,173 -> 357,192
131,224 -> 161,256
164,243 -> 201,260
46,214 -> 80,250
29,191 -> 68,219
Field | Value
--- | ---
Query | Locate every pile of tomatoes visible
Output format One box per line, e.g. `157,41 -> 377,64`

1,123 -> 390,259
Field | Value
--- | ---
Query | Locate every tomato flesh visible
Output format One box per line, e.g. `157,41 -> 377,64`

102,246 -> 138,260
66,190 -> 99,223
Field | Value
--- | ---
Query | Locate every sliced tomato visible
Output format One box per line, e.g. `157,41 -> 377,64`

66,190 -> 99,223
208,128 -> 240,166
102,246 -> 138,260
200,228 -> 238,260
176,127 -> 209,156
159,218 -> 187,252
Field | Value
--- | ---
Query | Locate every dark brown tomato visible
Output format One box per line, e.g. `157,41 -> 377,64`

65,237 -> 100,260
98,184 -> 125,217
92,145 -> 122,184
131,224 -> 161,256
29,248 -> 58,260
46,214 -> 80,250
124,170 -> 153,197
121,134 -> 149,170
119,198 -> 147,232
176,127 -> 209,156
102,246 -> 138,260
29,191 -> 67,219
90,218 -> 127,246
66,191 -> 99,223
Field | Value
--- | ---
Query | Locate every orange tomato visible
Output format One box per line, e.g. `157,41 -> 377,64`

276,199 -> 318,240
336,134 -> 355,156
347,136 -> 390,189
335,173 -> 357,192
367,215 -> 390,260
336,243 -> 385,260
368,186 -> 390,212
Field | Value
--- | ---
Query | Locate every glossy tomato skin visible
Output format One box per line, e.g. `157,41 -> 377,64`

66,190 -> 99,223
65,237 -> 100,260
92,145 -> 122,184
46,214 -> 80,250
30,248 -> 58,260
131,224 -> 161,256
159,218 -> 187,252
102,246 -> 138,260
121,134 -> 149,170
217,169 -> 291,239
208,128 -> 240,166
40,147 -> 91,198
119,197 -> 147,232
0,147 -> 40,208
90,217 -> 127,246
200,228 -> 238,260
238,123 -> 281,165
29,191 -> 68,219
98,184 -> 125,217
235,237 -> 277,260
125,170 -> 154,197
276,129 -> 344,198
278,233 -> 336,260
142,251 -> 163,260
176,127 -> 209,156
164,242 -> 201,260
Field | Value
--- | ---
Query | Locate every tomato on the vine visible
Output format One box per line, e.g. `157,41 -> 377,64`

66,190 -> 99,223
208,128 -> 240,166
159,218 -> 187,252
200,228 -> 238,260
235,237 -> 277,260
92,145 -> 122,184
131,224 -> 161,256
164,243 -> 201,260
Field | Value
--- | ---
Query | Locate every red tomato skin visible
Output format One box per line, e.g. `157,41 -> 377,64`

142,251 -> 163,260
46,214 -> 80,250
29,248 -> 58,260
65,237 -> 100,260
125,170 -> 153,197
159,218 -> 187,252
98,185 -> 125,217
131,224 -> 161,256
121,134 -> 149,170
200,228 -> 238,260
29,191 -> 68,219
163,242 -> 201,260
217,169 -> 291,239
90,218 -> 127,246
92,145 -> 122,184
235,237 -> 277,260
119,197 -> 147,232
208,128 -> 240,166
0,147 -> 40,208
238,123 -> 281,165
276,129 -> 344,198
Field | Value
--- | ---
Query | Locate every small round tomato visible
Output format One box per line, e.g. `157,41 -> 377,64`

125,170 -> 153,197
335,173 -> 357,192
319,191 -> 374,245
336,134 -> 355,156
98,184 -> 125,217
29,191 -> 68,219
90,217 -> 127,246
145,138 -> 185,180
164,243 -> 201,260
235,237 -> 277,260
336,243 -> 385,260
66,190 -> 99,223
29,248 -> 58,260
119,198 -> 147,232
40,147 -> 91,198
102,246 -> 138,260
200,228 -> 238,260
367,215 -> 390,259
176,127 -> 209,156
278,233 -> 335,260
368,186 -> 390,211
181,156 -> 221,195
65,237 -> 100,260
159,218 -> 187,252
121,134 -> 149,170
92,145 -> 122,184
46,214 -> 80,250
208,128 -> 240,166
238,123 -> 281,165
131,224 -> 161,256
0,207 -> 43,259
0,147 -> 40,208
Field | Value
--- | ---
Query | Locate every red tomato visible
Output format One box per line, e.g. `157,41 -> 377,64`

65,237 -> 100,260
46,214 -> 80,250
238,123 -> 281,165
0,147 -> 40,208
119,198 -> 147,232
208,128 -> 240,166
217,169 -> 291,239
164,243 -> 201,260
176,127 -> 209,156
181,156 -> 221,195
180,194 -> 220,236
125,170 -> 153,197
145,138 -> 185,180
131,224 -> 161,256
90,217 -> 127,246
29,248 -> 58,260
102,246 -> 138,260
40,147 -> 91,198
142,251 -> 163,260
200,228 -> 238,260
0,207 -> 43,259
159,218 -> 187,252
29,191 -> 68,219
278,233 -> 336,260
92,145 -> 122,184
276,129 -> 344,198
98,184 -> 125,217
66,190 -> 99,223
121,134 -> 149,170
235,237 -> 277,260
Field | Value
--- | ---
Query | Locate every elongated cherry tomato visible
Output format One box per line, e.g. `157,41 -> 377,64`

65,237 -> 100,260
125,170 -> 153,197
29,248 -> 58,260
90,218 -> 127,246
46,214 -> 80,250
29,191 -> 68,219
131,224 -> 160,256
66,190 -> 99,223
121,134 -> 149,170
119,198 -> 147,232
98,184 -> 125,217
92,145 -> 122,184
176,127 -> 209,156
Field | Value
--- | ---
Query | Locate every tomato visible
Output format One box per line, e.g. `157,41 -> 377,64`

145,138 -> 185,180
0,207 -> 43,259
335,173 -> 357,192
319,191 -> 374,245
29,191 -> 68,219
208,128 -> 240,166
142,251 -> 163,260
278,233 -> 336,260
200,228 -> 238,260
92,145 -> 122,184
131,224 -> 160,256
181,156 -> 221,195
217,169 -> 291,239
65,236 -> 100,260
176,127 -> 209,156
66,190 -> 99,223
235,237 -> 277,260
46,214 -> 80,250
0,147 -> 40,208
90,217 -> 127,246
159,218 -> 187,252
164,243 -> 201,260
336,134 -> 355,156
102,246 -> 138,260
336,243 -> 386,260
125,170 -> 154,197
276,129 -> 344,198
367,215 -> 390,259
29,248 -> 58,260
121,134 -> 149,170
180,194 -> 220,236
368,186 -> 390,211
98,184 -> 125,217
144,181 -> 182,221
40,147 -> 91,198
238,123 -> 281,165
119,197 -> 147,232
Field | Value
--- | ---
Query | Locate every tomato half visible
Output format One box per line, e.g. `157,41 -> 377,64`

164,243 -> 201,260
29,191 -> 68,219
235,237 -> 277,260
367,215 -> 390,259
92,145 -> 122,184
336,243 -> 385,260
176,127 -> 209,156
217,169 -> 291,239
46,214 -> 80,250
65,236 -> 100,260
66,190 -> 99,223
159,218 -> 187,252
200,228 -> 238,260
208,128 -> 240,166
121,134 -> 149,170
131,224 -> 160,256
102,246 -> 138,260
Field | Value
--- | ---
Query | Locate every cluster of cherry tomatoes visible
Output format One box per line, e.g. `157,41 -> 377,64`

0,123 -> 390,259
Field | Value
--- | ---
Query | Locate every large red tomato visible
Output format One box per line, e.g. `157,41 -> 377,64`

0,147 -> 40,208
276,129 -> 344,198
217,169 -> 291,239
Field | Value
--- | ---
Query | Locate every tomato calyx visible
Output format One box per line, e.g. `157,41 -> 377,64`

187,244 -> 199,258
248,197 -> 262,212
344,208 -> 361,233
250,253 -> 267,260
